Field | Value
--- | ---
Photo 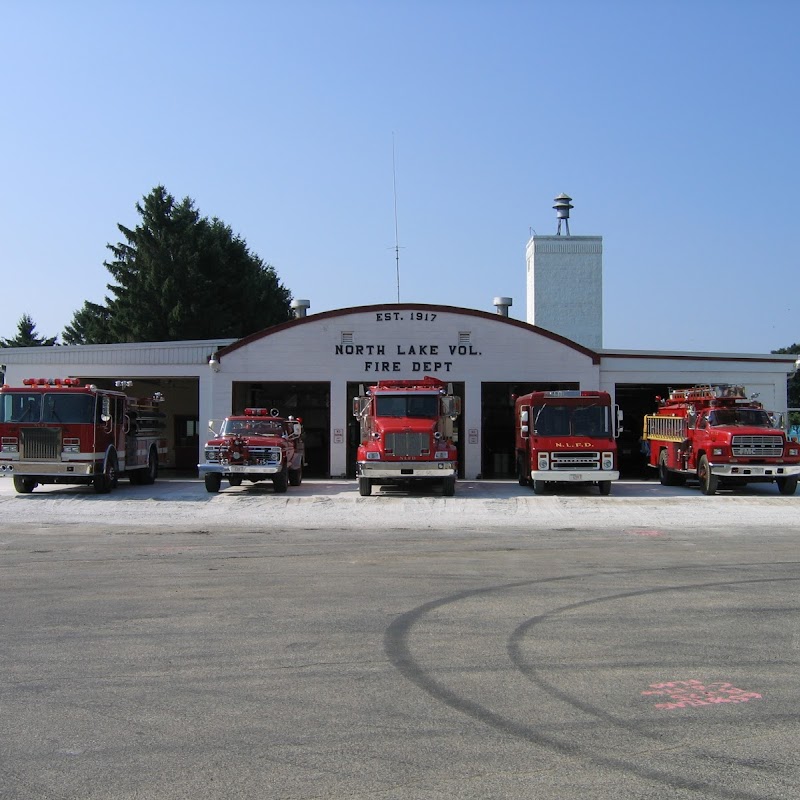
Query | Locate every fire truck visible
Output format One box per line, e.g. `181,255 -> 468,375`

199,407 -> 305,493
515,390 -> 621,495
0,378 -> 166,494
643,384 -> 800,495
353,376 -> 461,496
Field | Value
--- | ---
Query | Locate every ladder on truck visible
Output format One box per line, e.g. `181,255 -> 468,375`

643,415 -> 687,442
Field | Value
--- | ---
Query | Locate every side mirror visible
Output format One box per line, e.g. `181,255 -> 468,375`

521,424 -> 529,438
101,396 -> 112,423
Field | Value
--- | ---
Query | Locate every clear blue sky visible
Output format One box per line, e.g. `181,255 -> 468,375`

2,0 -> 798,354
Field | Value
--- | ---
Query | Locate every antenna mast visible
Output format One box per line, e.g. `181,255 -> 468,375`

392,133 -> 400,303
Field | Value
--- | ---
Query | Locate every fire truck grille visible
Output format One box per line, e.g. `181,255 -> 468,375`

385,432 -> 429,457
245,446 -> 282,466
550,451 -> 601,470
731,435 -> 784,458
21,428 -> 61,460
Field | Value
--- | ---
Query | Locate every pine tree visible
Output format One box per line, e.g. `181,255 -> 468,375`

1,314 -> 58,347
64,186 -> 293,343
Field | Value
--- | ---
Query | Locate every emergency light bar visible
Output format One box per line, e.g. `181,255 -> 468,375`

22,377 -> 82,387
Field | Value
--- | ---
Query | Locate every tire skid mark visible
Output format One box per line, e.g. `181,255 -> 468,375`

385,565 -> 799,800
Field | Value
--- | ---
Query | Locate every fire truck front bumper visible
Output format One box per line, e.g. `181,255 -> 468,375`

530,470 -> 620,483
357,461 -> 457,479
0,462 -> 96,477
709,463 -> 800,478
198,462 -> 283,477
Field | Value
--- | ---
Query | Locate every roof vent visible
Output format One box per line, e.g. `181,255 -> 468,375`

493,297 -> 513,317
291,299 -> 311,318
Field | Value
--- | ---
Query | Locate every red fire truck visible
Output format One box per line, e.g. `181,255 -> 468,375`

515,390 -> 621,495
199,407 -> 305,493
643,384 -> 800,495
353,376 -> 461,496
0,378 -> 166,493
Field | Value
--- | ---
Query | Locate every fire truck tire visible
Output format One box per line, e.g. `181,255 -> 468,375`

13,475 -> 36,494
442,475 -> 456,496
141,446 -> 158,485
359,477 -> 372,496
517,457 -> 529,486
697,455 -> 718,495
777,476 -> 798,495
532,479 -> 547,495
289,465 -> 303,486
598,481 -> 611,496
273,466 -> 289,493
94,452 -> 118,494
228,475 -> 243,486
658,449 -> 684,486
204,473 -> 222,493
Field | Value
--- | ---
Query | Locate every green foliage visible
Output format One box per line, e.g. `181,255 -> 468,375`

772,343 -> 800,416
62,301 -> 112,345
64,186 -> 293,344
1,313 -> 58,347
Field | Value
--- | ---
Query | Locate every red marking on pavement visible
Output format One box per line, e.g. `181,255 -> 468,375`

625,528 -> 664,537
642,679 -> 762,710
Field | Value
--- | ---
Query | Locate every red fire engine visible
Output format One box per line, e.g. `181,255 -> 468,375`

353,376 -> 461,496
643,384 -> 800,495
0,378 -> 166,493
514,390 -> 621,495
198,407 -> 305,493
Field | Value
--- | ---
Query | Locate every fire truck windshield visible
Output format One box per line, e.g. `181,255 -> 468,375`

375,394 -> 439,418
221,418 -> 286,435
534,404 -> 610,437
707,409 -> 773,427
1,393 -> 96,424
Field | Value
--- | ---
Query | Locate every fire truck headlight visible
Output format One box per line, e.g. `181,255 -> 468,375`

366,451 -> 381,460
788,447 -> 799,457
434,450 -> 449,459
1,438 -> 19,453
712,447 -> 724,456
602,452 -> 614,470
537,453 -> 549,470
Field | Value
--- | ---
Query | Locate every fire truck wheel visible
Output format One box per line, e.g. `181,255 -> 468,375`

228,475 -> 243,487
204,473 -> 222,493
658,449 -> 674,486
13,475 -> 36,494
697,455 -> 718,495
141,446 -> 158,485
442,475 -> 456,496
777,476 -> 798,495
289,465 -> 303,486
93,452 -> 118,494
358,477 -> 372,496
273,466 -> 289,493
532,479 -> 547,495
598,481 -> 611,496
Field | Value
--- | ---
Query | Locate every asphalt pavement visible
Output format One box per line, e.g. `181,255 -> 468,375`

1,477 -> 798,799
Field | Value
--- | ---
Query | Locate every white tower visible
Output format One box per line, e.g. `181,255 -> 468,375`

525,194 -> 603,350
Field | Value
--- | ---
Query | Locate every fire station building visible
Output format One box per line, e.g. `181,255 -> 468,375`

2,198 -> 796,480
